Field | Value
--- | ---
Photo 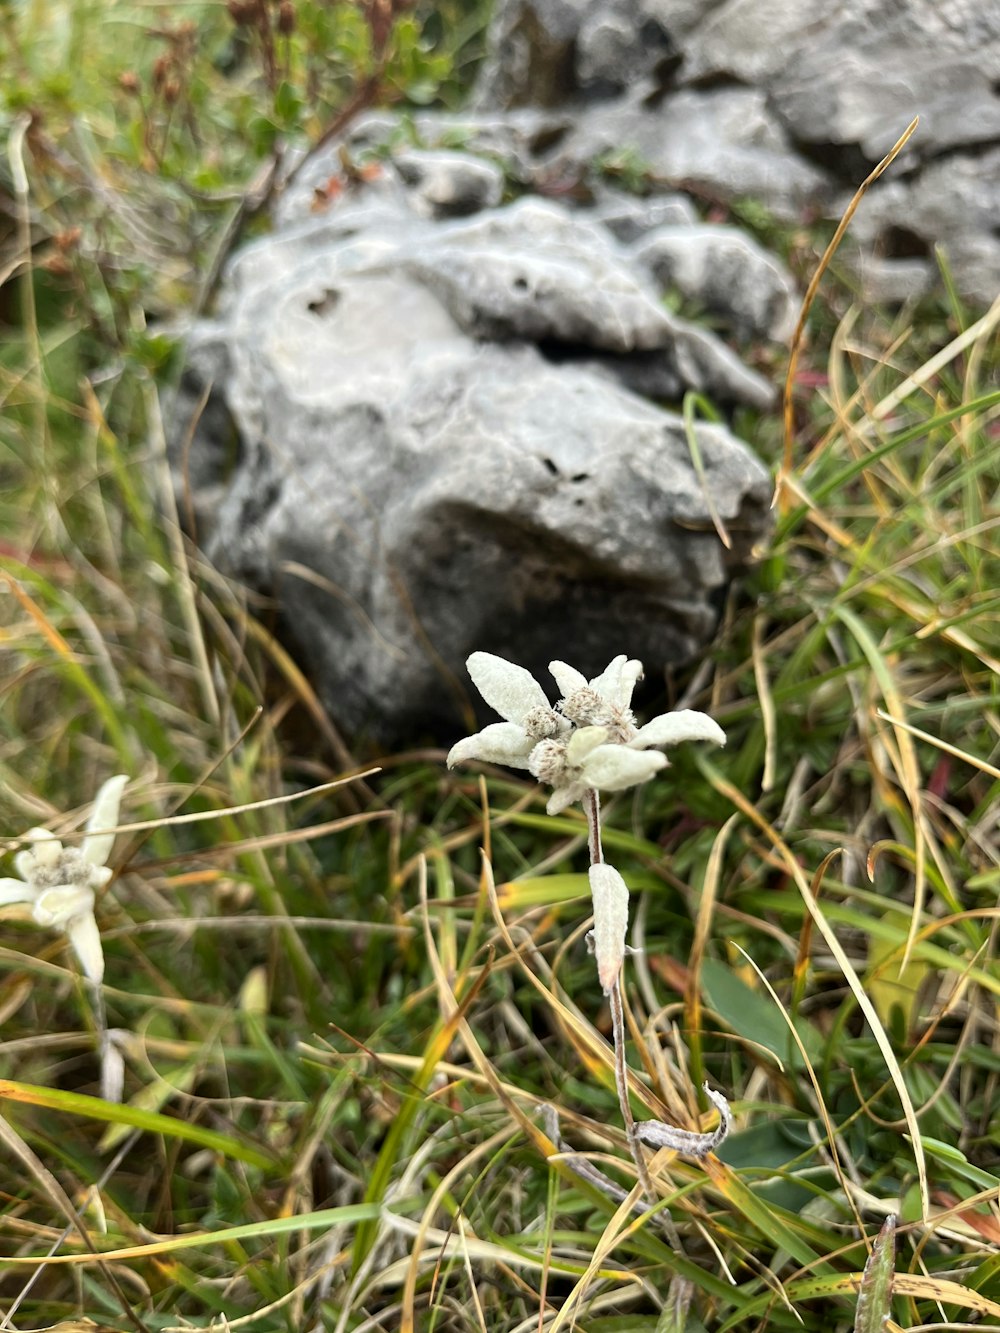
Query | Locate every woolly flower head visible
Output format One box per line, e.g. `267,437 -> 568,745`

448,653 -> 724,815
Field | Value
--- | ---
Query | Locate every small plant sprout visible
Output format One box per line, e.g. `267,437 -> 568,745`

0,774 -> 128,985
853,1213 -> 897,1333
449,652 -> 730,1203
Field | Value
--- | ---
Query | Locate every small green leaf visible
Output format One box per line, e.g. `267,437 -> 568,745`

273,79 -> 302,127
920,1136 -> 1000,1192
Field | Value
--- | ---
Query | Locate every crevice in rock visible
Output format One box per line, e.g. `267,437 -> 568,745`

876,225 -> 931,260
307,289 -> 341,316
527,122 -> 570,154
675,69 -> 751,96
784,134 -> 879,184
173,371 -> 245,496
513,12 -> 578,108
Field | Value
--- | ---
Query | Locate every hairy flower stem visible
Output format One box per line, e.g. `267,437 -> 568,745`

585,790 -> 656,1203
610,978 -> 657,1204
584,788 -> 604,865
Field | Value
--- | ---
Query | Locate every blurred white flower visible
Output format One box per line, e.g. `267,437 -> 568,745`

0,775 -> 128,984
447,652 -> 567,771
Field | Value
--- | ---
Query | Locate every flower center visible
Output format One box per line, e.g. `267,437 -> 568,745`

527,739 -> 570,786
28,847 -> 98,892
522,705 -> 565,742
560,688 -> 637,743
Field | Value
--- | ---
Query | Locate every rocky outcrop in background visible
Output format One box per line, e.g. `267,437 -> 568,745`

475,0 -> 1000,305
178,175 -> 774,743
175,0 -> 998,746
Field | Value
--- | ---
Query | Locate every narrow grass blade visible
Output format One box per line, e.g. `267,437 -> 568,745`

779,116 -> 919,495
5,1202 -> 385,1265
683,391 -> 732,549
0,1079 -> 276,1171
718,1266 -> 1000,1330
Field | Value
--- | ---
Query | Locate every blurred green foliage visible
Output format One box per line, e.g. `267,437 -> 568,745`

0,0 -> 490,328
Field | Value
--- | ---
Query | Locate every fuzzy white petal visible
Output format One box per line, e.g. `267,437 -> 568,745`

13,851 -> 37,880
565,725 -> 610,765
549,660 -> 588,699
546,782 -> 587,816
25,830 -> 63,868
581,745 -> 667,792
629,711 -> 726,751
467,652 -> 550,724
32,886 -> 94,929
66,911 -> 104,984
589,863 -> 630,992
447,722 -> 534,770
590,656 -> 643,710
0,878 -> 34,906
81,774 -> 128,866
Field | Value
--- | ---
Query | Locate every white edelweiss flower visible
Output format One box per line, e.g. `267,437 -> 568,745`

447,652 -> 567,772
0,775 -> 128,984
529,725 -> 668,815
552,655 -> 727,754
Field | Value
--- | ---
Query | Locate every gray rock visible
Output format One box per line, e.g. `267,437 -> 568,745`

848,148 -> 1000,304
407,108 -> 574,180
178,190 -> 773,745
397,198 -> 773,404
682,0 -> 1000,163
632,224 -> 800,342
274,109 -> 570,226
474,0 -> 717,106
576,0 -> 680,95
771,52 -> 1000,165
590,189 -> 699,242
851,254 -> 934,305
473,0 -> 583,108
406,198 -> 678,353
551,88 -> 834,221
392,149 -> 505,217
182,311 -> 770,743
266,182 -> 775,408
469,0 -> 1000,306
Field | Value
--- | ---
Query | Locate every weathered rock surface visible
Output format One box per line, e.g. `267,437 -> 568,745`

473,0 -> 1000,304
392,148 -> 505,217
177,183 -> 774,744
632,225 -> 800,342
589,189 -> 699,242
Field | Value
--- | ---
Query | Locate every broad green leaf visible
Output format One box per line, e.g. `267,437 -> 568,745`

700,957 -> 823,1067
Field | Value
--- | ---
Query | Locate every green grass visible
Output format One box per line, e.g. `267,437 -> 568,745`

2,4 -> 1000,1329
